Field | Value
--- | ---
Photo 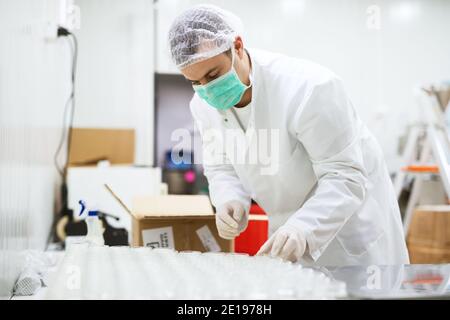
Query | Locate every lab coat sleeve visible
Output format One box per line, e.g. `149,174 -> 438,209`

190,101 -> 252,211
287,76 -> 368,261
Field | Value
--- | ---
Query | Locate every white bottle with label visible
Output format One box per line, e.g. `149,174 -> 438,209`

78,200 -> 105,246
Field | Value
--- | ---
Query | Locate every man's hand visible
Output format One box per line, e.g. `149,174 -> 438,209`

216,200 -> 249,239
256,224 -> 307,262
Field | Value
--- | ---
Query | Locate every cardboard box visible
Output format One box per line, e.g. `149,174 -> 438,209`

69,128 -> 135,166
408,244 -> 450,264
407,205 -> 450,247
106,185 -> 233,252
407,205 -> 450,263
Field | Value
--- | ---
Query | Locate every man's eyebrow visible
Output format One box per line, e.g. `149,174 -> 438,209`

187,67 -> 218,82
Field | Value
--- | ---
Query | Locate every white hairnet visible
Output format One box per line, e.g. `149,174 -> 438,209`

168,4 -> 244,69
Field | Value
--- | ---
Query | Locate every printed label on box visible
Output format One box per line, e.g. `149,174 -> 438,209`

196,225 -> 221,252
142,226 -> 175,249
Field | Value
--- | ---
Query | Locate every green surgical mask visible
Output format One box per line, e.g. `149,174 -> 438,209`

193,50 -> 251,110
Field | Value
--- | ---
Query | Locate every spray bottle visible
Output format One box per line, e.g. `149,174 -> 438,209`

78,200 -> 105,246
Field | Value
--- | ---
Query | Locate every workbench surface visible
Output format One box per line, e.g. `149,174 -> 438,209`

11,249 -> 450,300
321,264 -> 450,299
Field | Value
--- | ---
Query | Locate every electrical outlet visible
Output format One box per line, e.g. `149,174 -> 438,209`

42,0 -> 80,42
59,0 -> 81,31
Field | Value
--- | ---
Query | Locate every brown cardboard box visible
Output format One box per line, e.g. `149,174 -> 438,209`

69,128 -> 135,166
407,205 -> 450,263
407,244 -> 450,264
106,185 -> 233,252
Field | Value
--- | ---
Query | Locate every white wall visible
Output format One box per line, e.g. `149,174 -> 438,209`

0,0 -> 71,297
74,0 -> 154,165
156,0 -> 450,171
0,0 -> 156,297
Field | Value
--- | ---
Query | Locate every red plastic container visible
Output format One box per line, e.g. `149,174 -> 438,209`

235,203 -> 268,256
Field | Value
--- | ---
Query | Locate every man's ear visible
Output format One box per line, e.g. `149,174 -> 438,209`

233,36 -> 244,59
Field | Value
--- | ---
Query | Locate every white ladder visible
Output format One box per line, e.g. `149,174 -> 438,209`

394,89 -> 450,237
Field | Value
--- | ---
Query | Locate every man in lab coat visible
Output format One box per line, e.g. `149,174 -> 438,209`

168,5 -> 409,266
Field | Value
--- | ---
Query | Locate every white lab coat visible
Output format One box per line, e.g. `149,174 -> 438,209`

190,48 -> 410,267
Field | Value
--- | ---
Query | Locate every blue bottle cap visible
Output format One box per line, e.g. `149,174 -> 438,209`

88,210 -> 98,217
